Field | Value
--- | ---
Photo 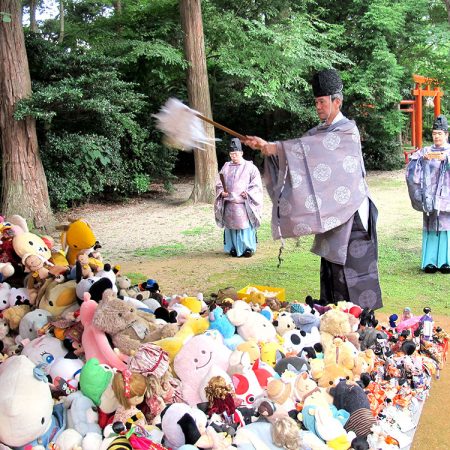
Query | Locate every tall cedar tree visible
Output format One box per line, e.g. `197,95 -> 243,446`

0,0 -> 54,229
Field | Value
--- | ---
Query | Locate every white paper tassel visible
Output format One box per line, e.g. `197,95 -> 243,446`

153,98 -> 217,151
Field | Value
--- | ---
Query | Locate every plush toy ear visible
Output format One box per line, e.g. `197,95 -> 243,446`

177,413 -> 201,445
7,215 -> 29,233
89,278 -> 113,302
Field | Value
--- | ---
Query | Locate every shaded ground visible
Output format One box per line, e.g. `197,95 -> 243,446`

56,172 -> 449,448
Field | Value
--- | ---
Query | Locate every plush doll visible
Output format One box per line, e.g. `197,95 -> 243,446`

226,300 -> 277,343
204,376 -> 239,420
233,420 -> 288,449
235,340 -> 260,364
18,308 -> 53,341
319,309 -> 359,353
173,333 -> 232,405
116,274 -> 147,299
0,355 -> 83,449
259,340 -> 285,368
324,337 -> 357,373
292,372 -> 335,413
79,357 -> 120,426
161,403 -> 208,450
129,343 -> 182,423
80,292 -> 129,371
274,355 -> 310,377
291,311 -> 321,334
93,289 -> 178,356
208,305 -> 243,350
231,367 -> 264,408
7,286 -> 31,307
64,390 -> 102,437
22,334 -> 84,385
282,327 -> 321,356
0,261 -> 14,282
266,378 -> 296,412
111,370 -> 148,428
329,379 -> 376,438
272,311 -> 296,336
58,218 -> 99,266
35,278 -> 78,316
0,281 -> 11,310
0,317 -> 15,354
1,304 -> 30,330
152,315 -> 209,362
196,426 -> 237,450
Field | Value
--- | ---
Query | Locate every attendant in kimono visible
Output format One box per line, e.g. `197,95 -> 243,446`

244,69 -> 382,309
214,138 -> 263,257
406,115 -> 450,274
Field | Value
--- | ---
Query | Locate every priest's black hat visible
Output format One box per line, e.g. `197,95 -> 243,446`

432,115 -> 448,132
311,69 -> 343,97
229,138 -> 242,152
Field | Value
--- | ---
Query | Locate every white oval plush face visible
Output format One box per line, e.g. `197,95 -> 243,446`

13,232 -> 52,260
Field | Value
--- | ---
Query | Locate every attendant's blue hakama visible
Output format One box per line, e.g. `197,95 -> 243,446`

421,230 -> 450,269
223,226 -> 257,257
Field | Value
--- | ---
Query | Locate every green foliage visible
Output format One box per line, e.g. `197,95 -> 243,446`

19,33 -> 177,209
19,0 -> 449,203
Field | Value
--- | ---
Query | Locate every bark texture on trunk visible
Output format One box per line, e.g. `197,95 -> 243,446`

180,0 -> 218,204
0,0 -> 54,230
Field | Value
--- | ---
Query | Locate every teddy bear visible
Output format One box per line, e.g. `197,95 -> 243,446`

92,288 -> 178,356
319,308 -> 360,353
116,273 -> 151,301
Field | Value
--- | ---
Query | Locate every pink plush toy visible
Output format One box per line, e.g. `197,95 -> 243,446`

173,334 -> 231,406
80,292 -> 128,371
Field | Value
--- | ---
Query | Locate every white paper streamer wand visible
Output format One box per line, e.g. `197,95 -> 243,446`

153,98 -> 245,151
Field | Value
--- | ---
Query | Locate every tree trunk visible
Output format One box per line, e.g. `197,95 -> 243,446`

29,0 -> 38,32
180,0 -> 217,203
446,0 -> 450,25
58,0 -> 64,43
0,0 -> 54,230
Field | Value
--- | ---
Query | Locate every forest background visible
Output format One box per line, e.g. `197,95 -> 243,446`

0,0 -> 449,223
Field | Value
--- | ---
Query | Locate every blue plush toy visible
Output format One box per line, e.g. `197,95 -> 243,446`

209,305 -> 243,350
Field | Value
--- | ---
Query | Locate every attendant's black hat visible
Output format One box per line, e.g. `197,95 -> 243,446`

229,138 -> 242,152
311,69 -> 343,97
432,115 -> 448,132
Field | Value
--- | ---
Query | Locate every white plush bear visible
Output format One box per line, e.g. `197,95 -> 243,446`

226,300 -> 277,343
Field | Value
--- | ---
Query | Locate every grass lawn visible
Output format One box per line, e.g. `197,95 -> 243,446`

127,171 -> 450,316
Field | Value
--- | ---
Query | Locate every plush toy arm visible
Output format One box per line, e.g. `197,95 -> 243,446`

113,333 -> 141,356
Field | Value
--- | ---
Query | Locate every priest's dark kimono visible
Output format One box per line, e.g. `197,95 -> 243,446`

265,115 -> 383,309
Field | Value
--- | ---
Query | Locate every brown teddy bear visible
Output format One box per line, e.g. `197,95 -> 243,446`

116,274 -> 150,301
92,289 -> 177,355
319,308 -> 360,353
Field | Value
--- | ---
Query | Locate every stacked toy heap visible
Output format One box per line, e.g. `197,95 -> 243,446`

0,215 -> 447,450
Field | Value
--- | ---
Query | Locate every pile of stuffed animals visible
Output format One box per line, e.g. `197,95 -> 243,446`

0,214 -> 448,450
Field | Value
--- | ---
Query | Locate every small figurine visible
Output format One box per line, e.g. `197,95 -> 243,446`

420,307 -> 434,341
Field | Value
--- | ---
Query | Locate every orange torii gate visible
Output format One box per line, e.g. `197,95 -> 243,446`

400,75 -> 444,162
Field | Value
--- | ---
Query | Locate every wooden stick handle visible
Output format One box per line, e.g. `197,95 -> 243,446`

194,112 -> 246,140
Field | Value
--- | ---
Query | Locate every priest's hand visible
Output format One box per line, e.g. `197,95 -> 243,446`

243,136 -> 277,156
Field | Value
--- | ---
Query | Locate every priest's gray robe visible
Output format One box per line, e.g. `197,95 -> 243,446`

265,117 -> 382,309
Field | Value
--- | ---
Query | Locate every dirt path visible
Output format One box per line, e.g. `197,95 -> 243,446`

56,172 -> 450,448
